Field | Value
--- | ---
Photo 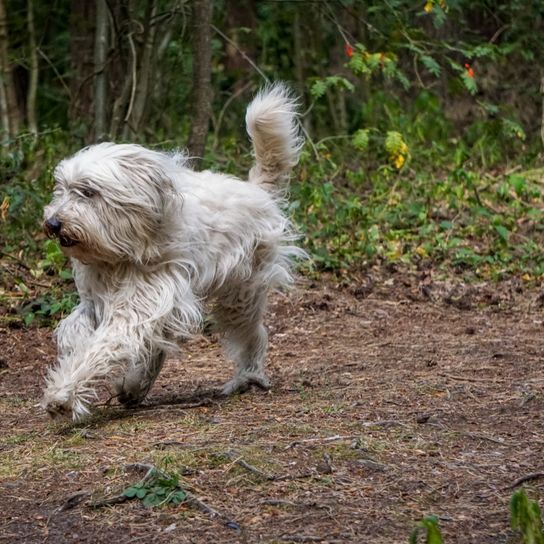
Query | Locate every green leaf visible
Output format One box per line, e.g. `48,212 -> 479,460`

352,129 -> 370,151
143,493 -> 163,507
171,491 -> 186,505
310,80 -> 327,99
460,72 -> 477,95
123,486 -> 139,498
420,55 -> 441,77
136,487 -> 148,499
494,225 -> 509,242
59,269 -> 73,280
24,312 -> 35,326
422,516 -> 444,544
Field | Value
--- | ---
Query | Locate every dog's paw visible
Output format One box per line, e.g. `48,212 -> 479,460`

43,399 -> 73,420
222,372 -> 271,396
41,388 -> 92,422
117,390 -> 145,407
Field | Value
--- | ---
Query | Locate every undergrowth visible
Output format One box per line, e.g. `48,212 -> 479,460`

292,145 -> 544,279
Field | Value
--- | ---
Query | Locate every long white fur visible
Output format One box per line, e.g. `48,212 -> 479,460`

41,83 -> 305,420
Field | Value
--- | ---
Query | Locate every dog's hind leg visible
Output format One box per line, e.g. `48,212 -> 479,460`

115,349 -> 166,407
214,287 -> 271,395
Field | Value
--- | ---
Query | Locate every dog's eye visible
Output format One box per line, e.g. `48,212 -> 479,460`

81,188 -> 96,198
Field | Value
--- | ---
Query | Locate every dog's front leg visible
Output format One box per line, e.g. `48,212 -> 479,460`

55,301 -> 96,359
42,316 -> 151,420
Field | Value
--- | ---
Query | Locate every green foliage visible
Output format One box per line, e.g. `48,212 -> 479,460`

19,290 -> 78,326
310,76 -> 355,99
409,515 -> 443,544
123,467 -> 186,508
510,489 -> 544,544
352,129 -> 370,152
292,150 -> 544,277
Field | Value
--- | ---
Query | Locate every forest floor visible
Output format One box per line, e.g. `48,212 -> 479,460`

1,272 -> 543,543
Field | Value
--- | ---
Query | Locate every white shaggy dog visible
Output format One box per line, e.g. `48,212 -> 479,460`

41,84 -> 304,421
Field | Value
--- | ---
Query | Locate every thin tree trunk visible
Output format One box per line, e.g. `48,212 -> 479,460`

26,0 -> 38,136
293,9 -> 311,134
0,69 -> 8,140
126,0 -> 158,136
94,0 -> 109,140
69,0 -> 96,133
0,0 -> 21,138
187,0 -> 213,168
540,76 -> 544,149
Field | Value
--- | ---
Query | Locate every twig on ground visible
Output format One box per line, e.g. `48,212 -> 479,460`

461,431 -> 510,445
89,493 -> 129,508
284,434 -> 359,450
184,490 -> 224,518
280,535 -> 341,543
57,491 -> 91,512
125,398 -> 214,412
224,450 -> 324,482
439,373 -> 505,384
224,450 -> 275,480
503,472 -> 544,490
259,499 -> 297,507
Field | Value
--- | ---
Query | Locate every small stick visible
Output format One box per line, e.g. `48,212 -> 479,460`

503,472 -> 544,490
284,434 -> 359,450
439,373 -> 505,384
461,432 -> 510,445
89,494 -> 129,508
280,536 -> 331,543
57,491 -> 91,512
184,491 -> 224,518
224,451 -> 275,480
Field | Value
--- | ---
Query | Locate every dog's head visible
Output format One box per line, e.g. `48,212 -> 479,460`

44,143 -> 180,264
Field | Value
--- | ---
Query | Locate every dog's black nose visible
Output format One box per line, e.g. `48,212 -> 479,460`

45,217 -> 62,235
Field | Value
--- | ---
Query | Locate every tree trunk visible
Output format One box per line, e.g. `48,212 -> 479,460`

0,66 -> 8,140
0,0 -> 21,138
125,0 -> 158,137
69,0 -> 96,133
293,8 -> 311,134
224,0 -> 256,94
187,0 -> 213,169
26,0 -> 38,136
94,0 -> 109,141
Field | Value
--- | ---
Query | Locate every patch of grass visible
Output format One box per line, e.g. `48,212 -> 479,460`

3,430 -> 40,446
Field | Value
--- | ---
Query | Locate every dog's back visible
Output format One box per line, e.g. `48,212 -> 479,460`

245,83 -> 303,191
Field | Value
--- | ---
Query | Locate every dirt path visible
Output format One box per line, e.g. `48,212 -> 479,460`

1,279 -> 543,543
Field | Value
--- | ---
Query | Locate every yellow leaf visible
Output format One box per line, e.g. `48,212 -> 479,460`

415,246 -> 427,257
394,154 -> 405,169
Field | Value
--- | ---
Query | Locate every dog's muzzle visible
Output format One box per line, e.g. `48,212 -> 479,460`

44,217 -> 79,247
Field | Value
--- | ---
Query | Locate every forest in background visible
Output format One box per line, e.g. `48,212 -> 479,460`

2,0 -> 544,323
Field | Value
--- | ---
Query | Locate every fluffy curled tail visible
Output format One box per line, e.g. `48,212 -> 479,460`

245,83 -> 303,190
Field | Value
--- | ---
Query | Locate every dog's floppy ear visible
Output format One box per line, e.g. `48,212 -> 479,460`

115,149 -> 181,218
